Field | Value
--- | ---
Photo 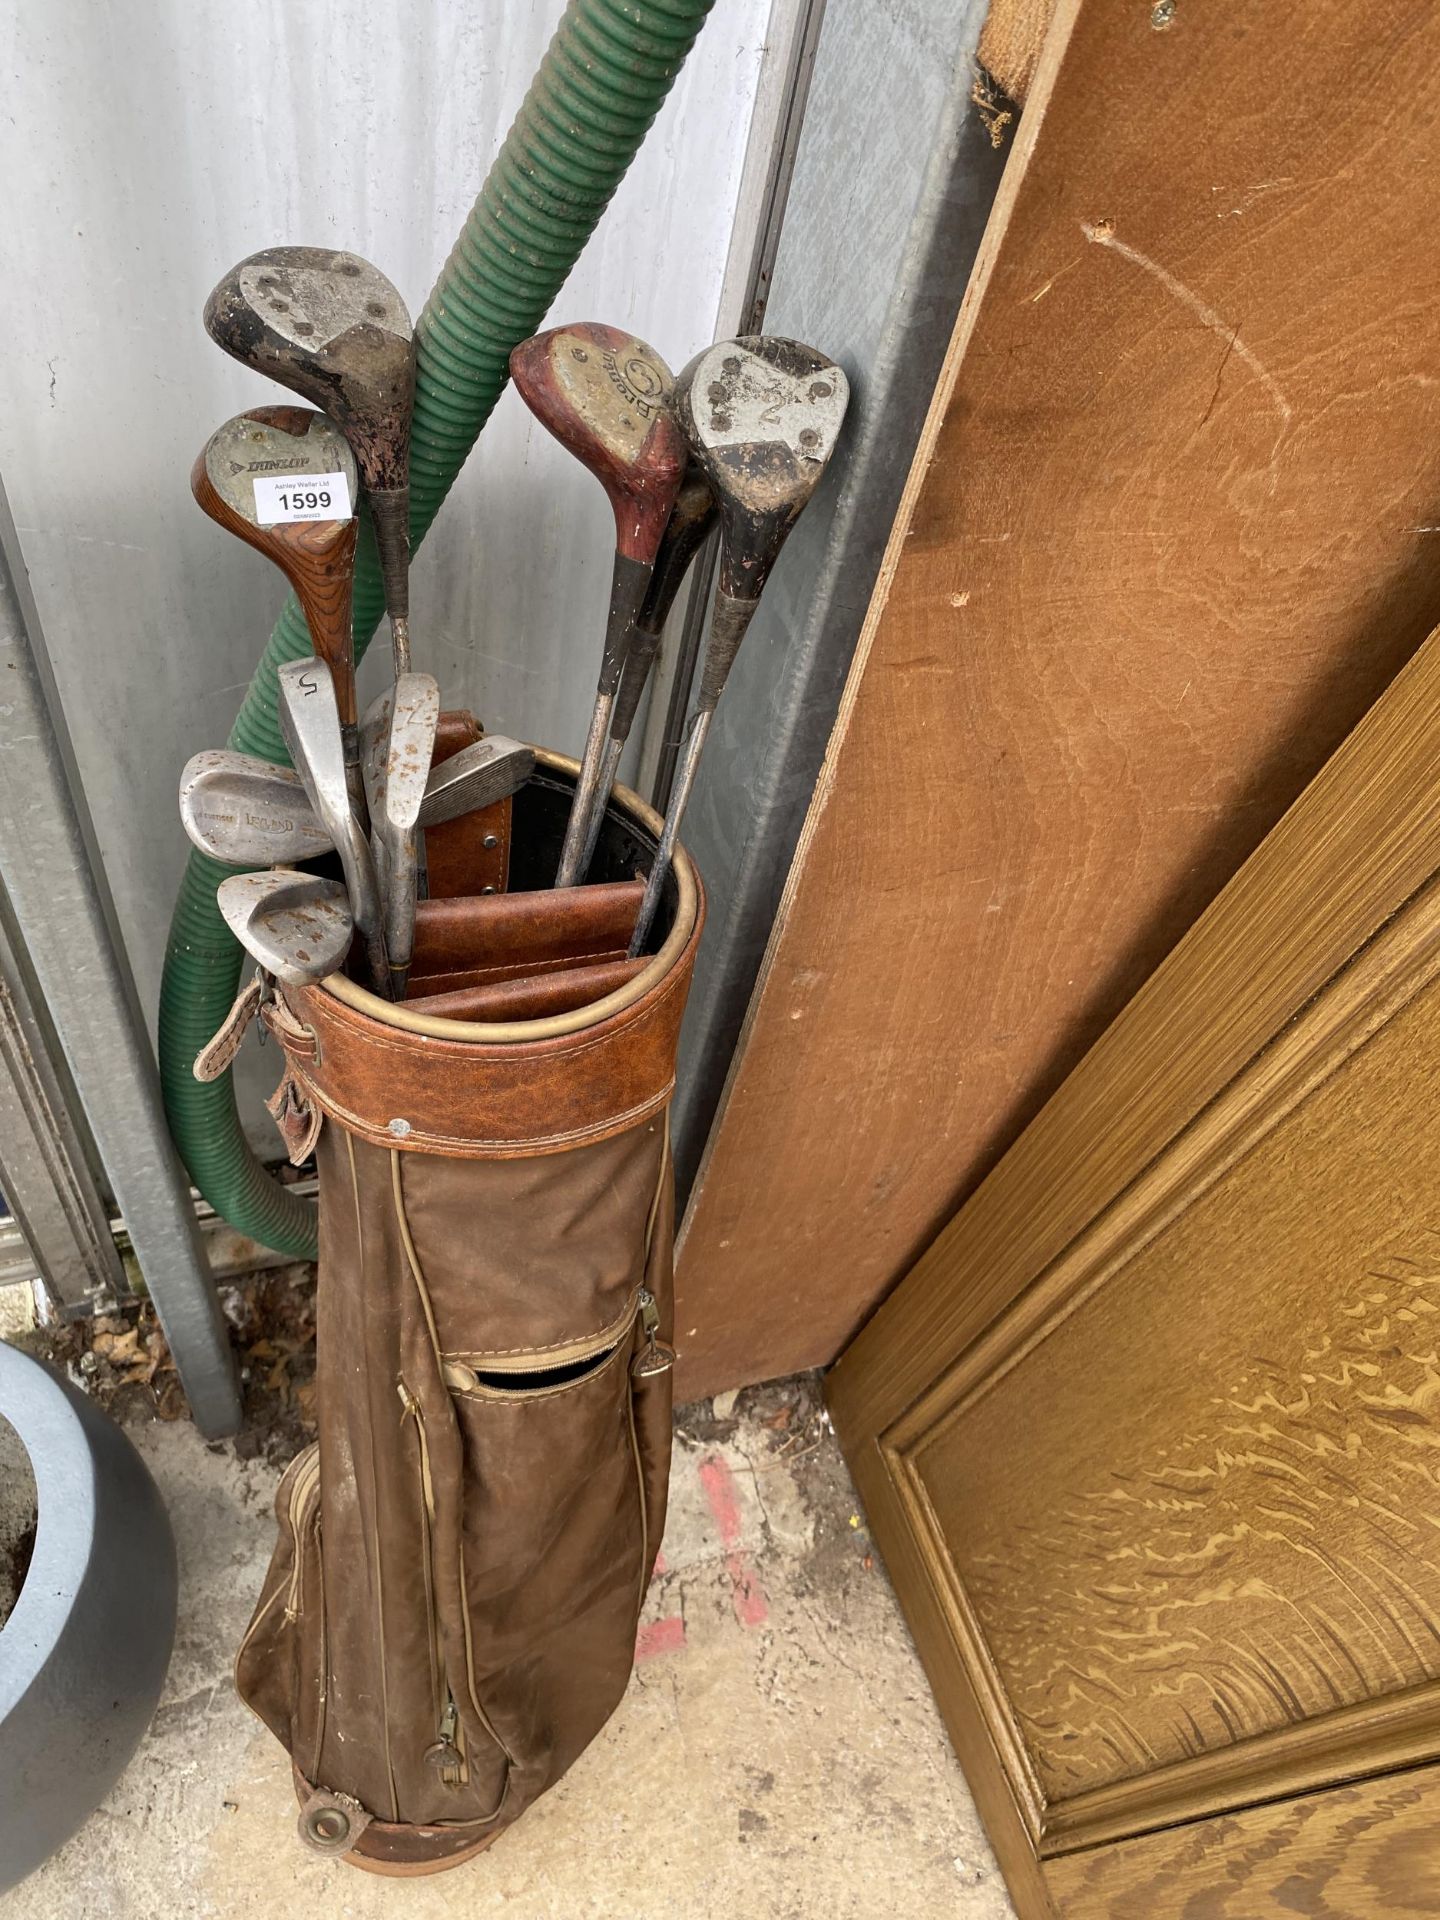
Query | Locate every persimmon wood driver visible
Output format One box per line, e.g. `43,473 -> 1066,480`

628,338 -> 850,957
192,407 -> 366,822
204,247 -> 417,676
574,464 -> 716,880
509,324 -> 686,887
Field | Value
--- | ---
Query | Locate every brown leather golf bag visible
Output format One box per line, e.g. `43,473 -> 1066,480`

230,748 -> 703,1874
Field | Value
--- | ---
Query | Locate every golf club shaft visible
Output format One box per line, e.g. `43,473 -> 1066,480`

628,707 -> 711,959
570,472 -> 717,882
554,552 -> 651,886
576,731 -> 625,879
628,591 -> 757,956
556,692 -> 614,887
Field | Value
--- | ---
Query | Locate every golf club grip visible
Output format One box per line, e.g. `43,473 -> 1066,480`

696,592 -> 758,712
368,487 -> 411,620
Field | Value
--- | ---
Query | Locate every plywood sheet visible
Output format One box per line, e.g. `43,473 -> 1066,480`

675,0 -> 1440,1400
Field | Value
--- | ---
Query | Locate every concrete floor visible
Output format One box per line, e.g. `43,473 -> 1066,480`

2,1369 -> 1013,1920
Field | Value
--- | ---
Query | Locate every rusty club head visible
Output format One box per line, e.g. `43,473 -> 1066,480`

217,869 -> 354,988
192,407 -> 361,725
675,336 -> 849,611
509,322 -> 688,887
627,339 -> 849,958
204,247 -> 417,671
509,323 -> 688,680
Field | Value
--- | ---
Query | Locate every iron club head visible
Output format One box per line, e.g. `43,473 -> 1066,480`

360,674 -> 440,996
415,736 -> 537,829
179,749 -> 333,867
204,248 -> 417,672
277,657 -> 389,994
216,870 -> 354,987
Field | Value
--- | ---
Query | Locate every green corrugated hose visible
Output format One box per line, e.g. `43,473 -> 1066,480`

159,0 -> 717,1256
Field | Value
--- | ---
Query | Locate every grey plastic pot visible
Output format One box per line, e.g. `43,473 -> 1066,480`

0,1342 -> 177,1893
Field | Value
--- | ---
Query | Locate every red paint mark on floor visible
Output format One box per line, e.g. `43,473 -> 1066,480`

635,1614 -> 687,1662
699,1452 -> 770,1629
653,1549 -> 669,1577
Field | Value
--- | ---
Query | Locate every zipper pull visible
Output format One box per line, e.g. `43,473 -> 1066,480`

424,1695 -> 463,1777
632,1286 -> 676,1379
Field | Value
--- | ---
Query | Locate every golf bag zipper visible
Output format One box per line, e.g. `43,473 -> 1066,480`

283,1446 -> 322,1623
399,1382 -> 466,1788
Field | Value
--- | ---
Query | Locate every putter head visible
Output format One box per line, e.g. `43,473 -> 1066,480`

204,248 -> 415,493
417,735 -> 537,828
179,749 -> 331,866
674,337 -> 849,600
509,324 -> 687,567
217,869 -> 353,986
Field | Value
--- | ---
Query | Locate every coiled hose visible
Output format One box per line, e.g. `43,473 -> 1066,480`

159,0 -> 717,1256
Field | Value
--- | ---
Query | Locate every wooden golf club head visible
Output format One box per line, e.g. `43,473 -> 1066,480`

192,407 -> 361,726
216,869 -> 354,987
510,323 -> 686,563
675,337 -> 849,603
179,749 -> 332,866
510,322 -> 688,679
204,247 -> 416,661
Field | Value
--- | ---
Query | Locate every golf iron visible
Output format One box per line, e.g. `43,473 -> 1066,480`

509,324 -> 686,888
180,741 -> 537,867
628,338 -> 850,957
360,674 -> 441,998
205,247 -> 417,676
277,656 -> 390,996
217,869 -> 354,988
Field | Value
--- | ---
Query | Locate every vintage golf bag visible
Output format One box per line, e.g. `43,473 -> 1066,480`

229,745 -> 703,1874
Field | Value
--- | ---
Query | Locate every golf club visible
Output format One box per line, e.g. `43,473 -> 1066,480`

574,464 -> 717,880
217,869 -> 354,988
204,247 -> 417,676
192,407 -> 365,818
360,673 -> 441,998
181,737 -> 536,870
415,735 -> 537,828
277,656 -> 390,996
628,337 -> 849,957
179,749 -> 333,867
508,323 -> 687,887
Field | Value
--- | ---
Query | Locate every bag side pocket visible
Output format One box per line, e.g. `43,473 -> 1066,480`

235,1444 -> 327,1784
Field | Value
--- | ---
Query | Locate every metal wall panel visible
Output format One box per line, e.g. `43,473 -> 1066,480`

0,0 -> 772,1143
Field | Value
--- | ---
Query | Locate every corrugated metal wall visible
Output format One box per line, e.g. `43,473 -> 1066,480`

0,0 -> 772,1141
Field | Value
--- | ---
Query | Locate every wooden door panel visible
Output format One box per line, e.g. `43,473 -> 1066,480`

920,951 -> 1440,1805
832,617 -> 1440,1909
1046,1760 -> 1440,1920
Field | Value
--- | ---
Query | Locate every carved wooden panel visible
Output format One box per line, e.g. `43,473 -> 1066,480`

879,874 -> 1440,1865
